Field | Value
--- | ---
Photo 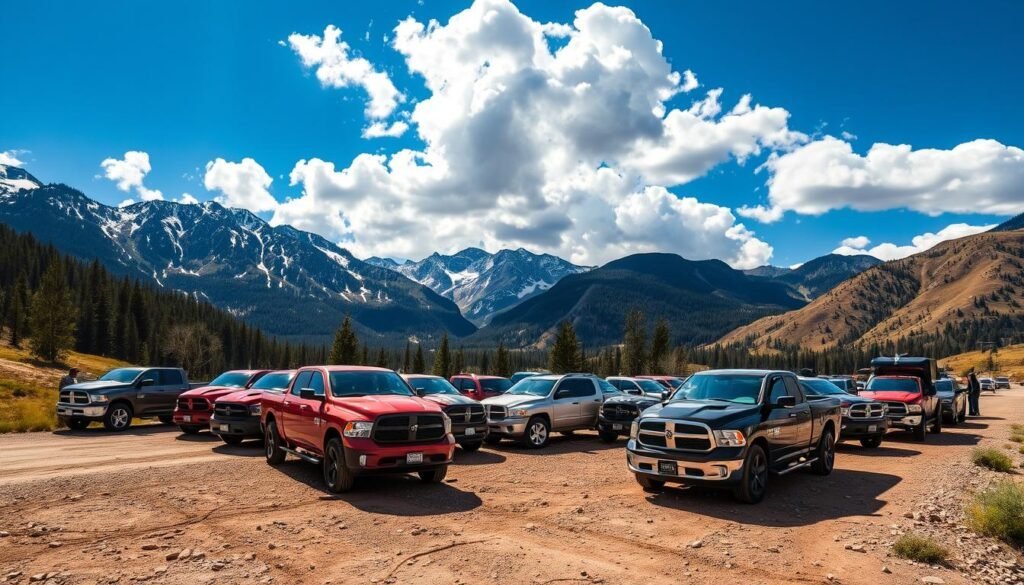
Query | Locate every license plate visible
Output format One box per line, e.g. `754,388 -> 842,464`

58,408 -> 71,415
868,424 -> 877,432
406,452 -> 423,464
612,424 -> 623,431
658,460 -> 678,475
464,427 -> 475,436
183,415 -> 191,423
220,424 -> 230,432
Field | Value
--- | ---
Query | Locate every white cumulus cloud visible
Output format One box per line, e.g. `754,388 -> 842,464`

0,150 -> 25,166
203,158 -> 278,212
100,151 -> 163,201
833,223 -> 996,261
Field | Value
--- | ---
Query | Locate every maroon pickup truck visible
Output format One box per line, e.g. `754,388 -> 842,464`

261,366 -> 455,493
210,370 -> 295,445
173,370 -> 270,434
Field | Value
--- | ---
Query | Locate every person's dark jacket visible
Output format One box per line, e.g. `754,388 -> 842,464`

968,373 -> 981,395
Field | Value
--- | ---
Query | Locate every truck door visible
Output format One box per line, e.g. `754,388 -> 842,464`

281,371 -> 312,447
156,369 -> 185,414
783,377 -> 814,449
551,379 -> 586,429
763,376 -> 804,464
289,371 -> 327,451
580,380 -> 603,425
133,369 -> 160,415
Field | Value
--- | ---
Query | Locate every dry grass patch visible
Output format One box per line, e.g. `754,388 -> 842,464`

969,481 -> 1024,546
892,534 -> 949,565
0,378 -> 57,433
972,447 -> 1015,472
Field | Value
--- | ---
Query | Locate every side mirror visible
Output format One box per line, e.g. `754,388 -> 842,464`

138,379 -> 155,388
775,395 -> 797,408
299,388 -> 324,401
554,390 -> 571,399
414,388 -> 426,397
661,390 -> 671,403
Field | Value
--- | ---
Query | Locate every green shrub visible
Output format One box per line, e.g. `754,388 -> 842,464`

972,447 -> 1015,472
969,481 -> 1024,546
1010,424 -> 1024,444
892,534 -> 949,564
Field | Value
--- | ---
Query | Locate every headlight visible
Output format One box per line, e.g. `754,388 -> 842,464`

248,404 -> 261,416
629,421 -> 639,440
840,407 -> 850,417
343,421 -> 373,438
443,414 -> 452,434
907,404 -> 923,413
89,394 -> 109,403
713,430 -> 746,447
509,409 -> 529,417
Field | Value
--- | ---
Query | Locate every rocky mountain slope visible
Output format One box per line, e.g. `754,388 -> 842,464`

0,165 -> 474,343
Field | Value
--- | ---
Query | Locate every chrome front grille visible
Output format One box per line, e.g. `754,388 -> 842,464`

59,391 -> 90,404
445,404 -> 486,425
848,403 -> 886,419
602,403 -> 639,422
636,418 -> 714,452
486,405 -> 507,421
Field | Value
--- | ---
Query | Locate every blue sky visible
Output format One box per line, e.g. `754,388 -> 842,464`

2,0 -> 1021,267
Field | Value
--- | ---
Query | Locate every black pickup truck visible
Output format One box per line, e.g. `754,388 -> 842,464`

57,367 -> 194,431
626,369 -> 842,504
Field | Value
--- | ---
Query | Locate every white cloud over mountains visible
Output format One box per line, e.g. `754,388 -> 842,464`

271,0 -> 799,268
203,158 -> 278,212
100,151 -> 163,202
833,223 -> 996,261
0,150 -> 25,167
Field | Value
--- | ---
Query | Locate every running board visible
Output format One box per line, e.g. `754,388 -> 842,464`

281,446 -> 322,465
776,457 -> 818,475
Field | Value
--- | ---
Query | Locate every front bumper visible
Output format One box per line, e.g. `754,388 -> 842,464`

597,416 -> 635,434
173,410 -> 211,426
626,439 -> 744,485
341,436 -> 455,475
210,415 -> 262,438
487,417 -> 529,438
886,414 -> 922,431
56,404 -> 106,420
839,417 -> 888,439
451,423 -> 488,445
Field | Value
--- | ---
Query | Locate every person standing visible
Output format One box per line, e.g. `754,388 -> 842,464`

59,367 -> 79,390
967,370 -> 981,416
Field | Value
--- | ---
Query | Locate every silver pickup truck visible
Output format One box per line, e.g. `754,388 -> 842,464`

481,373 -> 612,448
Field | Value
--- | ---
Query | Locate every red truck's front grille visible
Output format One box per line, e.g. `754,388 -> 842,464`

177,397 -> 210,412
373,414 -> 446,444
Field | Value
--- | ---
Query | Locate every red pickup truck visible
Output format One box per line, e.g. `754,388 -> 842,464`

210,370 -> 295,445
261,366 -> 455,493
173,370 -> 270,434
450,374 -> 512,401
861,357 -> 942,441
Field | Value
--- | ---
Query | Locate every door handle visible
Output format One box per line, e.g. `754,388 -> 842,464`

572,402 -> 579,405
283,401 -> 291,407
788,413 -> 798,418
300,404 -> 310,410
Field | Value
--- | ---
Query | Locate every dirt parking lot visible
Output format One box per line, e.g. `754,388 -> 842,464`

1,389 -> 1022,585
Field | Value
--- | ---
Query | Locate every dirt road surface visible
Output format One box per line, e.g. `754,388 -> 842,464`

1,389 -> 1022,585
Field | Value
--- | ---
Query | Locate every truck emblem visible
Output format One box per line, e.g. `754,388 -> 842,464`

410,424 -> 419,433
664,428 -> 674,440
464,412 -> 471,423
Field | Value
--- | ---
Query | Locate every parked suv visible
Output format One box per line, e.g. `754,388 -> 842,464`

980,377 -> 996,392
56,367 -> 191,431
627,370 -> 841,503
450,374 -> 513,401
482,374 -> 605,448
935,378 -> 967,425
210,370 -> 295,445
606,377 -> 667,399
861,357 -> 941,442
405,374 -> 487,452
800,376 -> 887,448
173,370 -> 269,435
261,366 -> 454,493
994,376 -> 1011,390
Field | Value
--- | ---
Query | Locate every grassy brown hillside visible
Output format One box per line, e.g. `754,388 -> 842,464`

719,230 -> 1024,351
940,344 -> 1024,380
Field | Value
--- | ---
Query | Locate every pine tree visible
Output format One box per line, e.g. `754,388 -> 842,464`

28,262 -> 77,362
413,344 -> 426,374
329,316 -> 360,365
480,350 -> 490,375
650,318 -> 671,374
495,342 -> 511,377
452,346 -> 465,375
361,345 -> 369,365
375,347 -> 388,368
623,308 -> 647,375
8,275 -> 29,347
548,320 -> 581,374
432,333 -> 451,378
403,341 -> 411,373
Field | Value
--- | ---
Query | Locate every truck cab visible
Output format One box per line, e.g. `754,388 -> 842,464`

861,357 -> 941,441
261,366 -> 455,493
626,369 -> 842,504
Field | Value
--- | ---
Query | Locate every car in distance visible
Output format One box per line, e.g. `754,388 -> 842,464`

606,376 -> 669,399
510,371 -> 547,384
210,370 -> 295,445
980,377 -> 996,392
823,376 -> 858,394
597,379 -> 660,442
934,378 -> 967,426
637,375 -> 686,390
57,367 -> 191,431
173,370 -> 269,435
261,366 -> 454,493
994,376 -> 1011,390
450,374 -> 513,401
482,373 -> 605,448
861,357 -> 941,442
800,376 -> 887,448
405,374 -> 487,452
626,369 -> 842,504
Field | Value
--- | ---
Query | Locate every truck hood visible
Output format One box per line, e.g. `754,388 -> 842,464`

480,393 -> 545,409
217,389 -> 278,405
180,385 -> 243,400
642,400 -> 760,426
421,394 -> 479,407
331,395 -> 443,418
858,390 -> 922,403
604,394 -> 660,410
808,393 -> 875,406
63,381 -> 131,392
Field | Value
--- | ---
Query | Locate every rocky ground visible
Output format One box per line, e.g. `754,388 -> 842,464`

0,389 -> 1022,585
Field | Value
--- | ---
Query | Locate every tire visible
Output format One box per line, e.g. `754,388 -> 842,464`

912,413 -> 927,442
323,437 -> 355,493
221,434 -> 244,445
64,418 -> 89,431
158,415 -> 173,425
418,466 -> 448,484
523,416 -> 550,449
484,435 -> 502,445
598,430 -> 618,443
178,425 -> 202,435
264,421 -> 286,465
103,402 -> 133,432
635,474 -> 664,493
732,444 -> 768,504
460,441 -> 482,452
811,428 -> 836,476
930,406 -> 942,434
859,436 -> 882,449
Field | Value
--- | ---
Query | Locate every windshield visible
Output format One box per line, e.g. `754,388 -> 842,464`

675,374 -> 764,404
934,380 -> 955,394
407,377 -> 460,395
996,377 -> 1009,382
866,378 -> 919,392
209,371 -> 253,388
328,371 -> 415,398
99,368 -> 143,383
480,378 -> 512,393
507,378 -> 556,396
637,380 -> 666,394
251,372 -> 294,391
801,379 -> 847,396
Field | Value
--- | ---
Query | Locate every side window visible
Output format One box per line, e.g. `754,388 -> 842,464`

291,371 -> 312,396
609,379 -> 624,390
783,377 -> 804,402
307,372 -> 326,397
159,370 -> 184,386
597,379 -> 618,395
139,369 -> 157,384
456,378 -> 474,392
557,379 -> 594,398
768,377 -> 787,404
